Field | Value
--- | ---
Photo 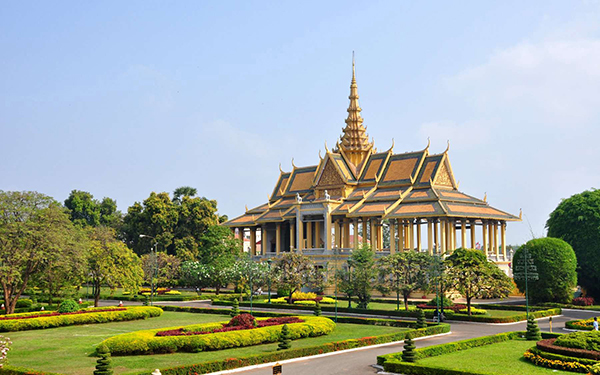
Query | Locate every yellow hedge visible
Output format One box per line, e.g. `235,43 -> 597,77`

0,306 -> 163,332
100,316 -> 336,355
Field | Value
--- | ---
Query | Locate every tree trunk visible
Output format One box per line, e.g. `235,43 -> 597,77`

403,293 -> 410,311
467,296 -> 472,316
215,285 -> 220,295
94,280 -> 101,307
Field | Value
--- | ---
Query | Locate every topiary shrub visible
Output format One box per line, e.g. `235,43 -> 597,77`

58,299 -> 79,313
94,344 -> 113,375
554,331 -> 600,351
230,299 -> 240,318
227,313 -> 256,327
513,238 -> 577,304
401,335 -> 416,362
277,324 -> 292,350
416,308 -> 427,328
526,315 -> 542,341
314,301 -> 321,316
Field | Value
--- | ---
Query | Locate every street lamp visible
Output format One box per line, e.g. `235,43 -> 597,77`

139,234 -> 158,307
267,259 -> 272,304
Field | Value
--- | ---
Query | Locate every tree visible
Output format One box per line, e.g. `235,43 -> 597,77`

526,315 -> 541,341
278,324 -> 292,350
230,298 -> 240,317
0,191 -> 79,314
546,189 -> 600,298
88,227 -> 143,307
141,252 -> 181,288
348,245 -> 377,309
273,253 -> 319,303
445,248 -> 512,315
334,267 -> 354,308
64,190 -> 121,229
181,261 -> 233,295
172,186 -> 198,203
229,255 -> 269,296
416,308 -> 427,328
512,238 -> 577,304
378,252 -> 433,311
94,344 -> 113,375
401,335 -> 416,362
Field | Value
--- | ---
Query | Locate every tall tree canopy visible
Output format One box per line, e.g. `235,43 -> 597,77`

347,245 -> 377,309
273,253 -> 320,302
122,190 -> 222,258
378,251 -> 433,311
0,191 -> 79,314
547,189 -> 600,298
64,190 -> 121,228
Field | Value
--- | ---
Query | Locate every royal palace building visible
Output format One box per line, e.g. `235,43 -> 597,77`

224,61 -> 520,273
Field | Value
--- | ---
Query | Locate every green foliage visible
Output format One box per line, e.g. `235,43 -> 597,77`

230,299 -> 240,318
88,227 -> 144,307
273,253 -> 320,302
64,190 -> 121,229
427,296 -> 454,308
416,309 -> 427,328
547,189 -> 600,299
100,316 -> 335,355
278,324 -> 292,350
0,306 -> 162,332
528,346 -> 599,367
0,191 -> 81,314
555,331 -> 600,351
402,335 -> 416,362
57,300 -> 79,313
445,248 -> 513,315
513,238 -> 577,304
378,252 -> 433,311
526,315 -> 541,341
141,252 -> 181,288
347,244 -> 377,309
93,344 -> 112,375
314,301 -> 322,316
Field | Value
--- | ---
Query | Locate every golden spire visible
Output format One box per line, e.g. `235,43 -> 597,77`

339,52 -> 374,169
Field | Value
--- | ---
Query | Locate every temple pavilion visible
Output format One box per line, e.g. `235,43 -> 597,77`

224,60 -> 520,272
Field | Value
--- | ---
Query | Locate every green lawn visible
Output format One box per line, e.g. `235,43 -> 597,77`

417,339 -> 572,374
7,311 -> 407,375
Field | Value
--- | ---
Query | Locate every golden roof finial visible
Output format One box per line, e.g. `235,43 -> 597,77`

245,204 -> 248,213
339,52 -> 373,169
444,140 -> 450,154
324,141 -> 329,153
279,163 -> 284,174
318,150 -> 323,161
519,208 -> 522,220
483,192 -> 487,202
291,158 -> 296,169
425,137 -> 431,152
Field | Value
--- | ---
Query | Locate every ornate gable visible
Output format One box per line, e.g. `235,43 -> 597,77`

316,158 -> 345,188
433,160 -> 454,187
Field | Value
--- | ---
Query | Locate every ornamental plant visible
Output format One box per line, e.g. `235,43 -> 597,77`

0,335 -> 11,368
227,314 -> 256,328
401,335 -> 416,362
314,301 -> 322,316
526,315 -> 542,341
230,299 -> 240,317
278,324 -> 292,350
94,344 -> 113,375
58,299 -> 80,313
416,309 -> 427,328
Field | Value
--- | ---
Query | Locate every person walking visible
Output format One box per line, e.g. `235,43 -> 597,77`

593,317 -> 598,331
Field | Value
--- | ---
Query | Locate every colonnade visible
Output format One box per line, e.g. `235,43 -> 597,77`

234,218 -> 508,259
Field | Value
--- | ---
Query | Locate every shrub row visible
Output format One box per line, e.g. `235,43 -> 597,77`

214,300 -> 561,323
159,305 -> 295,318
0,366 -> 59,375
538,338 -> 600,360
100,316 -> 335,355
0,306 -> 162,332
566,317 -> 598,331
0,300 -> 33,309
134,322 -> 450,375
524,348 -> 591,373
528,346 -> 599,367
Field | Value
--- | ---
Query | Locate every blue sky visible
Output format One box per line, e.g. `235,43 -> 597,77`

2,1 -> 600,244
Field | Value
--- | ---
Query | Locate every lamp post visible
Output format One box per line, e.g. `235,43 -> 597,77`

267,259 -> 272,304
139,234 -> 158,307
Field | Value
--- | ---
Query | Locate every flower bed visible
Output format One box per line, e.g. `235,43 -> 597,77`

0,308 -> 125,321
566,318 -> 599,331
537,337 -> 600,360
524,348 -> 592,373
99,315 -> 335,355
0,306 -> 162,332
155,315 -> 304,337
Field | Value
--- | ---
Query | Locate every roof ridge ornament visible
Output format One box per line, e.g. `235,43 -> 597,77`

425,137 -> 430,152
444,140 -> 450,154
519,208 -> 522,220
324,141 -> 330,153
387,138 -> 395,153
291,158 -> 297,169
245,205 -> 248,213
483,192 -> 487,203
279,163 -> 284,174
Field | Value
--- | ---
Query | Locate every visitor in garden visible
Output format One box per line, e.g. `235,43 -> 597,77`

594,317 -> 598,331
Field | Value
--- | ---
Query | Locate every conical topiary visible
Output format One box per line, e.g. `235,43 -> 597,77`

314,301 -> 322,316
94,344 -> 113,375
401,335 -> 416,363
526,315 -> 542,341
230,299 -> 240,317
277,324 -> 292,350
416,308 -> 427,329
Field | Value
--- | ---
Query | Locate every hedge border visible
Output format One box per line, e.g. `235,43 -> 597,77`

528,346 -> 599,367
378,331 -> 562,374
213,300 -> 561,323
0,306 -> 163,332
0,366 -> 60,375
538,338 -> 600,360
136,322 -> 450,375
565,318 -> 597,331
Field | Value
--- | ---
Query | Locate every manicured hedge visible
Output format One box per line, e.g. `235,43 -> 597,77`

0,299 -> 33,309
0,366 -> 60,375
132,322 -> 450,375
378,331 -> 562,374
160,305 -> 295,318
566,317 -> 598,331
528,346 -> 599,367
524,348 -> 592,373
0,306 -> 162,332
538,337 -> 600,360
213,300 -> 561,323
100,316 -> 336,355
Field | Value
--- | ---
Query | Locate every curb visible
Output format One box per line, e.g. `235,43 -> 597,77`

205,331 -> 453,375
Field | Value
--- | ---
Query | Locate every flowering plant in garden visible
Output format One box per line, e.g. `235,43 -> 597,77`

155,315 -> 304,337
0,335 -> 11,368
573,297 -> 595,306
0,308 -> 126,321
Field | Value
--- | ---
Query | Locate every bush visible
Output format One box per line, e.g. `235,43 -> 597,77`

513,238 -> 577,304
0,307 -> 162,332
526,315 -> 542,341
523,348 -> 592,373
546,189 -> 600,300
57,300 -> 79,313
314,302 -> 321,317
566,317 -> 600,331
230,299 -> 240,318
573,297 -> 595,306
278,324 -> 291,350
555,331 -> 600,352
427,296 -> 453,308
100,316 -> 336,355
402,335 -> 416,362
416,309 -> 427,329
94,344 -> 113,375
226,314 -> 255,327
